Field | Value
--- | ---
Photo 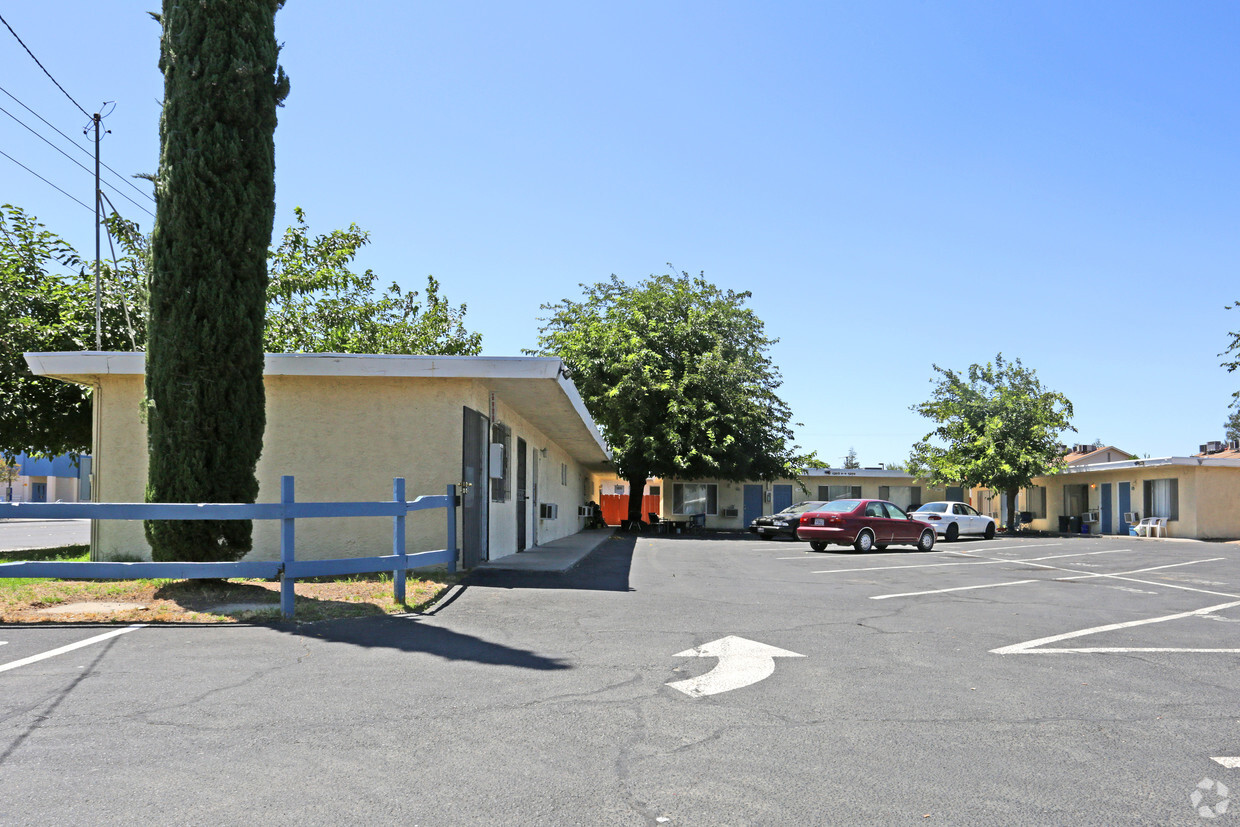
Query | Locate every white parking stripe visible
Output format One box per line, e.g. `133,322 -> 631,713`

0,625 -> 144,674
991,600 -> 1240,654
813,548 -> 1133,575
871,580 -> 1039,600
871,559 -> 1236,602
1213,758 -> 1240,769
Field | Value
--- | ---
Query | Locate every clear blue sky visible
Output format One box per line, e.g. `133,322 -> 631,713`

3,2 -> 1237,464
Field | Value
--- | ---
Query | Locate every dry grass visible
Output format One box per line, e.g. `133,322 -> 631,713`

0,546 -> 459,623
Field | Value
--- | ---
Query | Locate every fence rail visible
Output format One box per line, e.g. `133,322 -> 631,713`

0,476 -> 458,619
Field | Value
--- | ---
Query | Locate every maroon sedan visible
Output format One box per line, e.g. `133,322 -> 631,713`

796,499 -> 937,553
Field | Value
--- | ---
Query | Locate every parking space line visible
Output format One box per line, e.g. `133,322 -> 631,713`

871,558 -> 1237,603
871,580 -> 1040,600
991,600 -> 1240,654
814,548 -> 1134,575
0,625 -> 144,674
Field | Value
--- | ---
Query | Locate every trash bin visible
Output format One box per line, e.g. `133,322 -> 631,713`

1081,523 -> 1090,535
1068,516 -> 1081,533
1058,516 -> 1071,533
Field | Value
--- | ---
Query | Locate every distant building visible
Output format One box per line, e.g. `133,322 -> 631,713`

2,452 -> 90,503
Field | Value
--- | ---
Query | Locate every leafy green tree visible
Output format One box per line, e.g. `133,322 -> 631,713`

532,270 -> 813,526
0,205 -> 141,462
843,447 -> 860,469
1226,409 -> 1240,442
145,0 -> 289,562
265,209 -> 481,355
908,354 -> 1075,529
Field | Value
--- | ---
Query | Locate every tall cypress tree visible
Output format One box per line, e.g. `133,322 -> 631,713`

145,0 -> 289,561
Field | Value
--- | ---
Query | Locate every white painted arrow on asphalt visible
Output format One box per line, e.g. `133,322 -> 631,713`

667,636 -> 804,697
1213,758 -> 1240,769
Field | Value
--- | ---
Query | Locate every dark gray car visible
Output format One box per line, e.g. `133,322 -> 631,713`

749,501 -> 829,539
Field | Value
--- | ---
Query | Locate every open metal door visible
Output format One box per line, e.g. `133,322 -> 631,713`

461,407 -> 489,568
516,438 -> 528,552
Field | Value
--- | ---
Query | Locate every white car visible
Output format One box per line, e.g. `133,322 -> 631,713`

910,501 -> 996,541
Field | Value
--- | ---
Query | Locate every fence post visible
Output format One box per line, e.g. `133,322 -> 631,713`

446,483 -> 457,574
280,475 -> 296,619
393,477 -> 406,605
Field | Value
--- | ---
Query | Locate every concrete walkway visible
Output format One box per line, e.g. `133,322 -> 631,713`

473,528 -> 615,573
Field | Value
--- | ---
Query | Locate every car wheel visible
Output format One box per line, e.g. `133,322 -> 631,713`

810,540 -> 826,552
917,529 -> 936,552
983,521 -> 996,540
946,522 -> 959,542
853,530 -> 874,553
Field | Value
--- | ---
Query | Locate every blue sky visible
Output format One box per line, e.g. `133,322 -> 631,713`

2,2 -> 1237,464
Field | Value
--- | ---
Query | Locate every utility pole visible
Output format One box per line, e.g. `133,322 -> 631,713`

92,111 -> 101,350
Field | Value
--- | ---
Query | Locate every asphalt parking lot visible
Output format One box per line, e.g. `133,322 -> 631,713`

1,532 -> 1238,824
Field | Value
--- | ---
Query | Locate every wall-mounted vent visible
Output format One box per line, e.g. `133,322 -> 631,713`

539,503 -> 558,520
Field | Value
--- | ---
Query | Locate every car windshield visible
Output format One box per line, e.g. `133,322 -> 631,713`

817,499 -> 860,513
779,501 -> 828,515
915,503 -> 948,513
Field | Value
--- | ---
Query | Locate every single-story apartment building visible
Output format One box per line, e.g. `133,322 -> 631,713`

658,468 -> 965,530
999,452 -> 1240,540
26,351 -> 612,566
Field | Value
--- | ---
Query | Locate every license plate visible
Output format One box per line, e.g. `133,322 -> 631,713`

757,527 -> 767,533
813,518 -> 825,526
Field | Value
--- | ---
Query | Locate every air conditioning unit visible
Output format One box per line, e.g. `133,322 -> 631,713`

1123,512 -> 1139,524
720,506 -> 738,518
1082,511 -> 1099,524
1206,441 -> 1225,454
1230,440 -> 1240,452
577,505 -> 591,517
539,503 -> 558,520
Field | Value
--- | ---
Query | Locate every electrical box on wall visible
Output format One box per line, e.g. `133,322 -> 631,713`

489,443 -> 504,478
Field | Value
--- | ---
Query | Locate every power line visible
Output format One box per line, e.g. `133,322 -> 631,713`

0,146 -> 92,211
0,103 -> 153,217
0,11 -> 90,120
0,83 -> 155,205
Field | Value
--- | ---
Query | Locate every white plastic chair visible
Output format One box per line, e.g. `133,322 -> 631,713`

1136,517 -> 1167,538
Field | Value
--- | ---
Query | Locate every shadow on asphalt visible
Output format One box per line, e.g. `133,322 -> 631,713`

283,613 -> 572,671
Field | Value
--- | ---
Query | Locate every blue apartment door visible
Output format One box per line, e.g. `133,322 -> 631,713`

1118,482 -> 1131,535
31,482 -> 47,502
1100,483 -> 1113,534
743,484 -> 764,526
773,484 -> 793,513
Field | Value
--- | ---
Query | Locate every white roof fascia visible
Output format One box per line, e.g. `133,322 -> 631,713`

25,351 -> 566,381
799,467 -> 915,479
553,366 -> 611,461
1057,456 -> 1240,473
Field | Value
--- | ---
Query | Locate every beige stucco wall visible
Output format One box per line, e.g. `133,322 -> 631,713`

89,373 -> 596,563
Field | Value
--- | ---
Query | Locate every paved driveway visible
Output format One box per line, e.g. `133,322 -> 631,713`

1,533 -> 1237,824
0,518 -> 89,551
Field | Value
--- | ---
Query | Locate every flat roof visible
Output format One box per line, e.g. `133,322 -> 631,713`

25,351 -> 612,469
1059,456 -> 1240,472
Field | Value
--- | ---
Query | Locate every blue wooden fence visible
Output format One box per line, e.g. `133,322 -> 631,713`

0,476 -> 457,619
